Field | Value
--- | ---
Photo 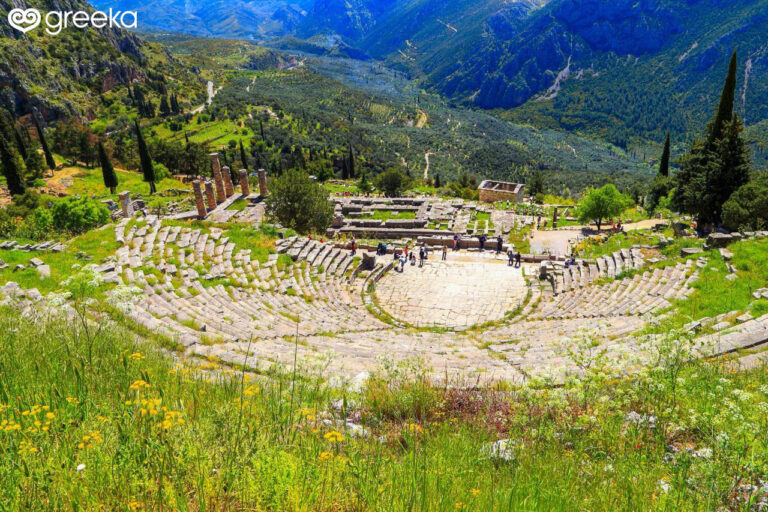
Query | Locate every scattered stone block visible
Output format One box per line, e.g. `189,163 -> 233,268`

681,247 -> 703,257
706,232 -> 733,248
36,265 -> 51,279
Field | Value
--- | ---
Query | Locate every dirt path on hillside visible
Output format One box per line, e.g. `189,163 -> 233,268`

423,151 -> 434,180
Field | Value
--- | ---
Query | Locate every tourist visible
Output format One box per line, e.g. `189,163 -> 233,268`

423,244 -> 429,260
399,253 -> 407,272
496,236 -> 503,254
419,247 -> 425,267
350,236 -> 357,256
516,251 -> 521,267
453,234 -> 459,251
507,247 -> 514,266
442,245 -> 447,261
479,234 -> 486,252
410,252 -> 416,266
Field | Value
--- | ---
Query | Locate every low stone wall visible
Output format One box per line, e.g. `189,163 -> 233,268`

383,219 -> 428,229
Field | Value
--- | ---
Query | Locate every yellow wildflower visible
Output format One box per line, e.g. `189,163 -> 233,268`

17,440 -> 38,456
324,430 -> 344,443
318,451 -> 334,461
128,352 -> 145,361
129,380 -> 150,391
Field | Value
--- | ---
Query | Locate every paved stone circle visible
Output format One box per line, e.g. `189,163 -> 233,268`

375,252 -> 527,329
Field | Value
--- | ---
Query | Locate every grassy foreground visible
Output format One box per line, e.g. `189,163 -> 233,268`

1,300 -> 767,511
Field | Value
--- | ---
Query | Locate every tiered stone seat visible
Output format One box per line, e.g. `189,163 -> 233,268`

553,249 -> 645,294
532,260 -> 697,320
278,237 -> 358,278
114,223 -> 387,347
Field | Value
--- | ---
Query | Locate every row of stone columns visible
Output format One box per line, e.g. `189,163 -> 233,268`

192,153 -> 268,219
117,153 -> 270,220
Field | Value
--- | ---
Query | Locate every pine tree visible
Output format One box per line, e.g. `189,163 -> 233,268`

134,121 -> 156,195
707,51 -> 738,147
98,141 -> 118,194
659,132 -> 671,177
239,139 -> 248,171
710,115 -> 751,222
33,116 -> 55,169
0,135 -> 26,196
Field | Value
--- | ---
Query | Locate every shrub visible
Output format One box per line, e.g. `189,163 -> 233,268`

722,173 -> 768,231
375,167 -> 410,197
17,207 -> 53,240
50,196 -> 109,235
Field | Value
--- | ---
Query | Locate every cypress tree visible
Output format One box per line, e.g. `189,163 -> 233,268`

33,116 -> 55,169
239,139 -> 248,171
259,120 -> 265,141
707,51 -> 738,147
659,132 -> 671,177
133,120 -> 156,194
170,94 -> 180,115
14,127 -> 27,160
98,141 -> 118,194
674,51 -> 752,227
0,135 -> 26,196
435,173 -> 441,188
159,95 -> 171,117
347,143 -> 355,179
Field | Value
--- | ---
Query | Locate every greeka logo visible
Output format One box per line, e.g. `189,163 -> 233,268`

7,7 -> 137,35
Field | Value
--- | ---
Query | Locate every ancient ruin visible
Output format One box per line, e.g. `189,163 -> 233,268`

478,180 -> 525,203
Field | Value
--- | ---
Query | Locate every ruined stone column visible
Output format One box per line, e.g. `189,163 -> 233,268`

257,168 -> 268,196
210,153 -> 226,203
204,181 -> 216,211
553,207 -> 559,228
238,169 -> 250,195
222,166 -> 235,197
118,191 -> 132,218
192,180 -> 207,219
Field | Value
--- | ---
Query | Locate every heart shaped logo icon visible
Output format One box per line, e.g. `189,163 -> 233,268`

8,8 -> 41,34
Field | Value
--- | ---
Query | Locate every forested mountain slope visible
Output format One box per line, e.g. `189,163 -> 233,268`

0,0 -> 202,122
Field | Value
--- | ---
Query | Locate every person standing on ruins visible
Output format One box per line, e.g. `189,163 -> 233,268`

496,236 -> 503,254
442,245 -> 447,261
350,236 -> 357,256
419,246 -> 425,267
516,251 -> 522,267
479,234 -> 486,252
507,247 -> 514,266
